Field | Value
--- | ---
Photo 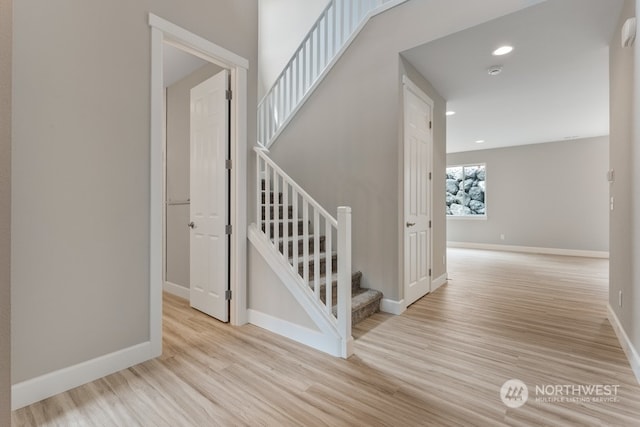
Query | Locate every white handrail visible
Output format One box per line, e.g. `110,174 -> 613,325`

255,148 -> 352,353
258,0 -> 404,148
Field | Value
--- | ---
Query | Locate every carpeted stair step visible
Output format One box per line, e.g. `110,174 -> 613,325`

297,252 -> 338,276
275,235 -> 326,256
308,271 -> 362,306
330,287 -> 383,326
261,219 -> 305,236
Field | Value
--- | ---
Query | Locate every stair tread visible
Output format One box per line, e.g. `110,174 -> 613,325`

330,287 -> 382,315
291,251 -> 337,263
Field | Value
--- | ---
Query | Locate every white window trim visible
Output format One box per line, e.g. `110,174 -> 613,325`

446,162 -> 487,220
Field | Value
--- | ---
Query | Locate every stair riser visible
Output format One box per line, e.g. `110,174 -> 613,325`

262,221 -> 305,236
262,205 -> 295,220
351,297 -> 382,325
309,273 -> 362,307
299,254 -> 338,277
261,192 -> 283,204
279,236 -> 325,256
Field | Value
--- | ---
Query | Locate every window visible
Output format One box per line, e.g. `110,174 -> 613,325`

446,164 -> 486,217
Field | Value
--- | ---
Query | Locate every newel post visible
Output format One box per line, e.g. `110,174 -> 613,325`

337,206 -> 352,357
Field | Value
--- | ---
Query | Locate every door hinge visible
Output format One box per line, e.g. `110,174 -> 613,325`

225,289 -> 232,300
225,224 -> 232,234
428,172 -> 432,180
226,89 -> 232,100
225,159 -> 232,169
429,220 -> 432,228
429,269 -> 432,277
429,120 -> 432,129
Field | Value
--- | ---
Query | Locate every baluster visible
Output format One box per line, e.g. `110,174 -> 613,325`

325,220 -> 333,314
302,200 -> 309,284
292,189 -> 299,271
314,209 -> 320,299
256,154 -> 261,225
273,168 -> 279,244
329,2 -> 336,57
323,9 -> 329,71
282,181 -> 289,260
301,46 -> 307,95
264,164 -> 271,240
309,30 -> 316,87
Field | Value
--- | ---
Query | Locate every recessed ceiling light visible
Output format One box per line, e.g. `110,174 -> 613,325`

475,140 -> 485,144
493,45 -> 513,56
446,111 -> 456,116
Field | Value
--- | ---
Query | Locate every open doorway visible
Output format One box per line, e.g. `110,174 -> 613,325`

149,14 -> 249,357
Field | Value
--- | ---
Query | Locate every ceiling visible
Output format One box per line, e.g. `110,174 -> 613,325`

163,43 -> 209,87
401,0 -> 624,153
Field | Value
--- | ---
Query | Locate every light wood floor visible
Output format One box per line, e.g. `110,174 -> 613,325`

12,248 -> 640,426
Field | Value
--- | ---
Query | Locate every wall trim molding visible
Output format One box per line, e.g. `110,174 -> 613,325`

432,273 -> 447,292
447,241 -> 609,259
247,309 -> 344,358
163,281 -> 189,300
607,304 -> 640,385
12,342 -> 153,410
380,298 -> 406,315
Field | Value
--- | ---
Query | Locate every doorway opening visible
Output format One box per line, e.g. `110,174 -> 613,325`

149,14 -> 248,357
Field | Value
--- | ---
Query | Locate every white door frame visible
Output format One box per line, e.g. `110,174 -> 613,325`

149,14 -> 248,357
400,75 -> 433,310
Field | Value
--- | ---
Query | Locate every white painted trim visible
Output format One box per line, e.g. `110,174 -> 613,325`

248,224 -> 353,359
163,281 -> 189,300
248,225 -> 343,341
431,273 -> 447,292
380,298 -> 406,315
447,241 -> 609,259
149,14 -> 250,363
401,76 -> 435,307
247,309 -> 343,358
607,305 -> 640,385
12,342 -> 153,410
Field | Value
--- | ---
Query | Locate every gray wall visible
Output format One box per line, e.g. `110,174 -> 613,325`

0,0 -> 11,421
165,63 -> 222,289
265,0 -> 532,301
447,136 -> 610,252
12,0 -> 257,384
609,0 -> 639,360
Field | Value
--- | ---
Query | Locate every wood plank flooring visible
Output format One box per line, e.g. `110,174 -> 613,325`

12,248 -> 640,426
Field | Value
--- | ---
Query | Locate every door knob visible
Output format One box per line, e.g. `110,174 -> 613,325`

188,221 -> 196,229
406,222 -> 416,227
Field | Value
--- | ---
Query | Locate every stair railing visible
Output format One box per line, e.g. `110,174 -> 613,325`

258,0 -> 400,148
255,147 -> 352,349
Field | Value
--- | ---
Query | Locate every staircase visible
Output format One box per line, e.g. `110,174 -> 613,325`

259,189 -> 382,326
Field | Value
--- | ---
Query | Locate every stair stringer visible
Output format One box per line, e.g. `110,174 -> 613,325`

248,224 -> 354,358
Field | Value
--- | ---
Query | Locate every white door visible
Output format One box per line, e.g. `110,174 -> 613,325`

189,69 -> 229,322
403,80 -> 433,307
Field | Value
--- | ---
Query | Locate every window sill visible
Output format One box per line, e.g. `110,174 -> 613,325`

446,215 -> 487,221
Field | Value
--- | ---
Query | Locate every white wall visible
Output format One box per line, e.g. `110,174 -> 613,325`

165,63 -> 222,290
12,0 -> 257,386
447,136 -> 610,252
258,0 -> 330,98
266,0 -> 539,301
609,0 -> 639,370
0,0 -> 11,421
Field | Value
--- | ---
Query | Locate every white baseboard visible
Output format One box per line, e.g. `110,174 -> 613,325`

432,273 -> 447,292
163,281 -> 189,300
12,341 -> 154,410
607,304 -> 640,385
380,298 -> 406,315
447,241 -> 609,259
247,309 -> 343,357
